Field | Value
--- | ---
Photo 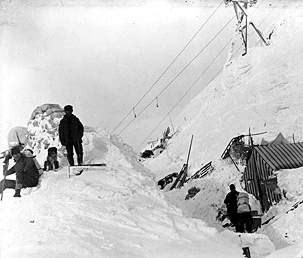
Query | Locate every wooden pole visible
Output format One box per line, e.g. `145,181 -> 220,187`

229,154 -> 241,172
249,22 -> 269,46
68,165 -> 70,178
170,135 -> 194,190
1,165 -> 8,201
186,135 -> 194,166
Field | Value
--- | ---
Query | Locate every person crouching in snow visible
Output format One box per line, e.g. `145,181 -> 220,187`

1,146 -> 40,197
23,148 -> 44,176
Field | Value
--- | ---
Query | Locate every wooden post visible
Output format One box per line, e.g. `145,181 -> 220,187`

1,165 -> 8,201
68,165 -> 71,178
230,0 -> 268,55
229,154 -> 241,172
233,1 -> 248,55
249,22 -> 269,46
186,135 -> 194,166
170,135 -> 194,190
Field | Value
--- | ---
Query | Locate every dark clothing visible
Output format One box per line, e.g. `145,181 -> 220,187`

7,154 -> 40,188
0,179 -> 17,195
66,141 -> 83,166
236,212 -> 253,233
59,114 -> 84,146
0,154 -> 40,194
224,190 -> 239,215
59,113 -> 84,166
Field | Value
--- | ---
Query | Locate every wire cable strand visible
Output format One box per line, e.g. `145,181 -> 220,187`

117,15 -> 235,136
138,38 -> 233,148
140,8 -> 276,148
111,1 -> 225,134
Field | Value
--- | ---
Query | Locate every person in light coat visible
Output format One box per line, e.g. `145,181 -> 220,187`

236,192 -> 253,233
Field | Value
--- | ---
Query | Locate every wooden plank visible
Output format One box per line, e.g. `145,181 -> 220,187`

71,163 -> 106,167
170,164 -> 186,190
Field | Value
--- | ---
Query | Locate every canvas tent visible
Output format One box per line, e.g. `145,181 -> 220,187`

7,126 -> 28,147
260,132 -> 290,145
244,141 -> 303,212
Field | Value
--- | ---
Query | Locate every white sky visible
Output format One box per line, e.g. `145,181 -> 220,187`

0,0 -> 234,151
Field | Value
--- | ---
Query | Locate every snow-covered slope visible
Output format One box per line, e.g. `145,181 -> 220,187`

144,3 -> 303,257
146,7 -> 303,176
0,129 -> 244,257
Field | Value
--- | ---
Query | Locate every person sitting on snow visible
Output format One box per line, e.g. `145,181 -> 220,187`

1,146 -> 40,197
224,184 -> 239,227
23,148 -> 44,175
3,146 -> 43,175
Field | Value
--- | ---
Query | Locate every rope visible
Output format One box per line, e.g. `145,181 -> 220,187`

110,1 -> 225,134
117,15 -> 235,136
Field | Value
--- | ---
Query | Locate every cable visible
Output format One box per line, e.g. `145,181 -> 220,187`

138,38 -> 233,148
140,7 -> 276,147
117,15 -> 235,136
111,0 -> 225,134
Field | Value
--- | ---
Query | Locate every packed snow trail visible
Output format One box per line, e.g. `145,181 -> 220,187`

0,134 -> 243,257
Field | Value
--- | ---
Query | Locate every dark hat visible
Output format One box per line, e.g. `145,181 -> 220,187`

11,146 -> 21,155
64,105 -> 73,112
229,184 -> 236,190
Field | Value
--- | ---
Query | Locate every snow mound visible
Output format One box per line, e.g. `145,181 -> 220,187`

26,104 -> 117,167
145,7 -> 303,257
27,103 -> 65,163
0,125 -> 244,258
260,168 -> 303,249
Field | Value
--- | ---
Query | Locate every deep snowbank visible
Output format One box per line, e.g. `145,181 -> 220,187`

145,4 -> 303,257
0,128 -> 244,257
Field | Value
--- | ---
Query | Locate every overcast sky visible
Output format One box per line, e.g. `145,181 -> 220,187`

0,0 -> 235,151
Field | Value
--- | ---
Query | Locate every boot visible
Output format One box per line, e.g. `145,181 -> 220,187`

13,189 -> 21,197
77,154 -> 83,166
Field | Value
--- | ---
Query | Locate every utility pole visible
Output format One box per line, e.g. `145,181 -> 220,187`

226,0 -> 269,55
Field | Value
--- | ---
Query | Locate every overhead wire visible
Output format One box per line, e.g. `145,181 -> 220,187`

139,6 -> 276,148
138,38 -> 233,148
111,0 -> 225,134
117,15 -> 235,136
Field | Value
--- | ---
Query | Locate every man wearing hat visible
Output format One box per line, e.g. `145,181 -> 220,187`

59,105 -> 84,166
1,146 -> 40,197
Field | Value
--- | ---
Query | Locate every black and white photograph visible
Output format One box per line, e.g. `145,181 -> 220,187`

1,0 -> 303,257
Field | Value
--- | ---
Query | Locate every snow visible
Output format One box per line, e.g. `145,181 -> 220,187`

259,168 -> 303,248
0,131 -> 243,257
143,2 -> 303,257
1,0 -> 303,257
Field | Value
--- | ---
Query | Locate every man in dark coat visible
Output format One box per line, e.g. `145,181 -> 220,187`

224,184 -> 239,226
59,105 -> 84,166
1,146 -> 40,197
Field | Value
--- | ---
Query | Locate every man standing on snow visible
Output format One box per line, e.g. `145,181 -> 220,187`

236,192 -> 252,233
59,105 -> 84,166
224,184 -> 239,227
1,146 -> 40,197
